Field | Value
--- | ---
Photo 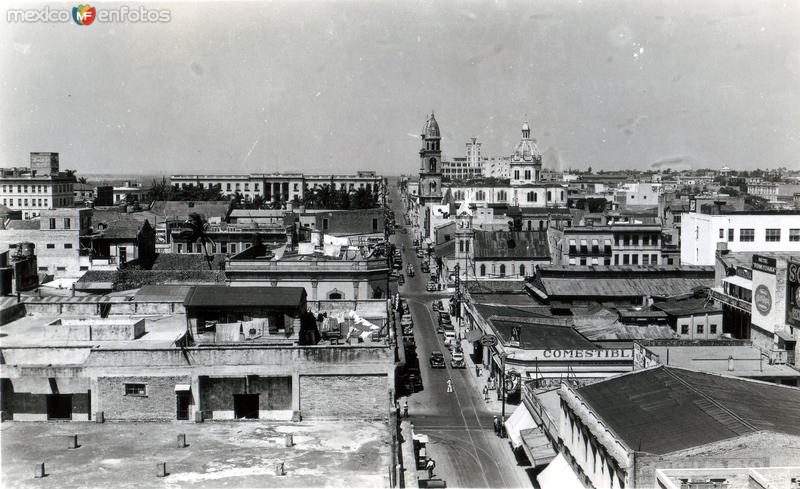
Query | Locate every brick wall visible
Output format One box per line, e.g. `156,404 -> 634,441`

98,375 -> 190,421
299,374 -> 387,419
200,376 -> 292,417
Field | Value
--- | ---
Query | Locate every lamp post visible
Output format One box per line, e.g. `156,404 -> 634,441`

500,351 -> 508,438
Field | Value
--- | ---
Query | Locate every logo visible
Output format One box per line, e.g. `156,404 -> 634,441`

72,4 -> 96,25
754,284 -> 772,315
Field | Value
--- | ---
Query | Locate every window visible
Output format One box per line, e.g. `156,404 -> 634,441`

226,183 -> 231,191
526,191 -> 535,202
651,254 -> 658,264
514,170 -> 520,180
604,257 -> 612,265
56,266 -> 66,271
765,229 -> 781,242
614,255 -> 620,265
740,228 -> 754,242
372,218 -> 378,232
681,324 -> 689,335
604,239 -> 612,254
38,266 -> 48,271
697,324 -> 704,334
790,229 -> 800,242
547,191 -> 552,201
623,254 -> 630,265
480,264 -> 486,276
642,254 -> 650,265
631,235 -> 639,246
569,258 -> 576,265
642,235 -> 650,246
475,190 -> 485,201
499,264 -> 506,276
221,242 -> 228,253
592,239 -> 599,254
631,254 -> 639,265
64,243 -> 72,249
580,239 -> 588,254
727,228 -> 734,242
497,190 -> 507,202
64,218 -> 71,229
579,257 -> 587,265
323,218 -> 329,230
719,228 -> 724,239
623,235 -> 630,246
519,265 -> 525,276
710,324 -> 717,335
80,266 -> 89,271
230,244 -> 236,254
125,384 -> 147,396
177,244 -> 183,253
46,243 -> 55,249
569,239 -> 577,254
459,240 -> 464,253
524,170 -> 531,180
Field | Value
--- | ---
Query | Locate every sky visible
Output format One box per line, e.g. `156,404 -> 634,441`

1,0 -> 799,176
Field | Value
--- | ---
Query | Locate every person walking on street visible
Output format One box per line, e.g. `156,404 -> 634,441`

493,416 -> 500,436
402,399 -> 408,418
446,378 -> 453,393
426,458 -> 436,479
483,384 -> 489,402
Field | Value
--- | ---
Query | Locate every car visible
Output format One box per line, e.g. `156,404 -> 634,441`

401,314 -> 413,327
429,351 -> 446,368
421,264 -> 430,274
426,282 -> 437,292
413,239 -> 420,247
450,350 -> 465,369
443,330 -> 457,347
432,300 -> 442,312
438,311 -> 452,325
416,250 -> 425,258
398,275 -> 405,285
403,325 -> 414,336
405,369 -> 423,392
390,270 -> 399,279
393,261 -> 402,270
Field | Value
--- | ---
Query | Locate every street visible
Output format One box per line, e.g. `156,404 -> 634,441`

388,186 -> 533,489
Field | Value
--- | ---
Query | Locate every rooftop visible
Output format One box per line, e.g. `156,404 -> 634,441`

184,285 -> 306,308
490,318 -> 596,350
572,366 -> 800,455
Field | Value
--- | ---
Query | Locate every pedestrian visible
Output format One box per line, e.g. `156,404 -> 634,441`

426,458 -> 436,479
403,399 -> 409,418
446,378 -> 453,393
493,416 -> 500,436
483,385 -> 489,401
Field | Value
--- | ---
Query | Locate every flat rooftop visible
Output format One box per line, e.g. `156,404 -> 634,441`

643,344 -> 800,378
0,420 -> 389,489
0,314 -> 187,350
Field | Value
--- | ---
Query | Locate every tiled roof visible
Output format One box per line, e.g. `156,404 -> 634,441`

574,366 -> 800,455
4,219 -> 40,230
474,230 -> 549,259
134,285 -> 193,302
652,296 -> 721,316
98,218 -> 149,240
184,285 -> 306,308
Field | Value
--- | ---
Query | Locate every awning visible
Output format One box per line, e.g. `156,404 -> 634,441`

504,403 -> 537,449
174,384 -> 191,392
722,275 -> 752,290
520,428 -> 556,468
466,328 -> 483,342
536,453 -> 584,489
11,377 -> 52,394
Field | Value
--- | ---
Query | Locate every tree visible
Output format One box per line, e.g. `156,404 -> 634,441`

78,176 -> 88,184
177,212 -> 215,270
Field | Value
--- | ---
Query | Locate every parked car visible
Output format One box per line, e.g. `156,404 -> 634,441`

393,261 -> 402,270
405,368 -> 422,392
416,250 -> 425,258
398,275 -> 405,285
390,270 -> 399,279
426,282 -> 437,292
443,330 -> 457,347
429,351 -> 446,368
450,350 -> 465,368
421,263 -> 430,273
432,300 -> 442,312
413,239 -> 420,247
401,314 -> 413,327
438,311 -> 452,325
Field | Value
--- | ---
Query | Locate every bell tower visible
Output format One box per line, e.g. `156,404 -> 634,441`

419,111 -> 443,205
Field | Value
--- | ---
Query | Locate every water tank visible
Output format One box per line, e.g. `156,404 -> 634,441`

0,267 -> 12,296
18,242 -> 35,257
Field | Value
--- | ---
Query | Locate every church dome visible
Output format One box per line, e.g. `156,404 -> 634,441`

422,112 -> 440,138
513,121 -> 540,162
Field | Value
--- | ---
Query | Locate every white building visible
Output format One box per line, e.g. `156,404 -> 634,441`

681,209 -> 800,266
0,153 -> 75,219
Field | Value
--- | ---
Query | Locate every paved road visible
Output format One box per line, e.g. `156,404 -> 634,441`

388,186 -> 533,489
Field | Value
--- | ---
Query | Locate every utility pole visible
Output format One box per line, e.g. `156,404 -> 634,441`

500,351 -> 507,437
454,263 -> 461,341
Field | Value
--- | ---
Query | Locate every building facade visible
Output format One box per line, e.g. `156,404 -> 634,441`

0,152 -> 75,219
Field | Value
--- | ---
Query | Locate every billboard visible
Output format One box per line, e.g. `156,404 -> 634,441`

751,255 -> 779,333
787,260 -> 800,328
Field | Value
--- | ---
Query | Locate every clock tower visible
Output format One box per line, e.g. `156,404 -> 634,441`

419,111 -> 443,206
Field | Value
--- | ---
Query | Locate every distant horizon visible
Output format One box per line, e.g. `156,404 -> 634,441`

2,1 -> 798,174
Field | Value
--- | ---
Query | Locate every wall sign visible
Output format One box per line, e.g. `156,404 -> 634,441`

752,255 -> 777,275
787,260 -> 800,328
754,285 -> 772,315
526,349 -> 633,361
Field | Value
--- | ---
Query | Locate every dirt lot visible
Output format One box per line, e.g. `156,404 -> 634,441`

0,420 -> 390,488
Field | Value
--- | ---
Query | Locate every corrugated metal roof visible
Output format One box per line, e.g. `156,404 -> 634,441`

134,285 -> 193,302
491,319 -> 595,349
184,285 -> 306,308
574,366 -> 800,455
541,276 -> 714,298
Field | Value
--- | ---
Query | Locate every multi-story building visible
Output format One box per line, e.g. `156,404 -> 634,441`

170,172 -> 384,205
0,152 -> 75,219
73,183 -> 95,205
113,181 -> 150,205
612,182 -> 663,209
558,222 -> 663,266
680,207 -> 800,266
442,137 -> 484,182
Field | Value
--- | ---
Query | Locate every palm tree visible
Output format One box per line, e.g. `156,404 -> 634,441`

315,184 -> 335,209
351,187 -> 376,209
78,176 -> 88,184
177,212 -> 215,270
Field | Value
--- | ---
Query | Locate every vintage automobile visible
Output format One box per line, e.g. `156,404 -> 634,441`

429,351 -> 446,368
432,300 -> 442,312
416,250 -> 425,258
407,265 -> 415,276
426,282 -> 437,292
398,275 -> 405,285
421,262 -> 430,273
450,350 -> 466,369
443,330 -> 457,347
437,311 -> 452,325
401,314 -> 413,327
